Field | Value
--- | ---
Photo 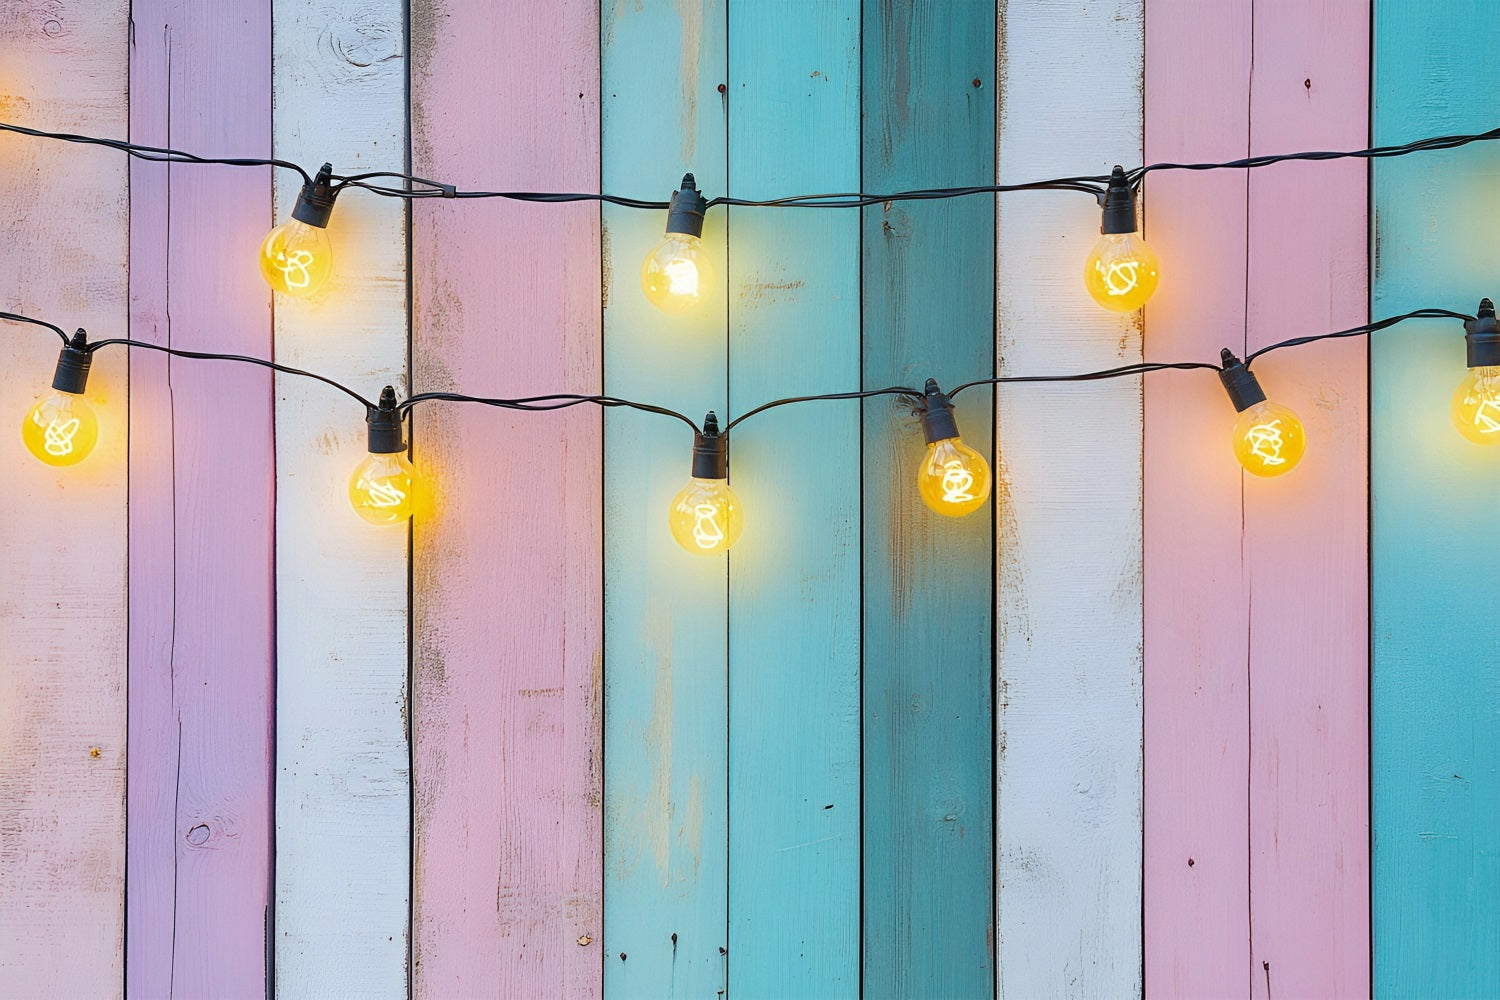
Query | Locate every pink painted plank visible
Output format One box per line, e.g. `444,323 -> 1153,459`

0,2 -> 131,995
126,4 -> 275,996
1144,1 -> 1370,996
409,2 -> 603,996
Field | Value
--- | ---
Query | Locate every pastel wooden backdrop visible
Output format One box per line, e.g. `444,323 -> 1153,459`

1371,1 -> 1500,995
1144,1 -> 1370,997
994,2 -> 1144,995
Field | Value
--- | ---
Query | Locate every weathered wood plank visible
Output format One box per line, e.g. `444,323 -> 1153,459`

408,0 -> 603,995
126,3 -> 275,995
1372,1 -> 1500,995
0,3 -> 130,995
993,2 -> 1144,995
271,2 -> 410,994
725,1 -> 860,994
601,1 -> 729,995
861,1 -> 995,994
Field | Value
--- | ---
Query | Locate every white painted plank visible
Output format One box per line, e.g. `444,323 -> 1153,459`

994,2 -> 1145,996
271,2 -> 410,994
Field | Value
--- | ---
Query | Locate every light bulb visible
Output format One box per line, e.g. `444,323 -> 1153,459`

668,412 -> 743,554
1084,165 -> 1159,313
1453,299 -> 1500,444
1220,350 -> 1305,478
915,379 -> 992,517
642,172 -> 712,314
260,162 -> 336,298
22,330 -> 99,467
349,386 -> 422,525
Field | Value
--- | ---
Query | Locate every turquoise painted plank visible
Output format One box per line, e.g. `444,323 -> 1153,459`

1372,2 -> 1500,995
601,1 -> 729,997
861,1 -> 995,994
726,1 -> 860,995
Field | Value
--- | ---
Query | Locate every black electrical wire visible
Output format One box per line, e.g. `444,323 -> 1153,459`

1242,308 -> 1472,364
399,390 -> 700,433
0,310 -> 70,346
724,386 -> 925,431
0,121 -> 314,184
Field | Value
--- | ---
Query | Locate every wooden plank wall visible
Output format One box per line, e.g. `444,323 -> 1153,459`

126,2 -> 275,996
1372,1 -> 1500,995
409,0 -> 603,995
993,2 -> 1144,995
1143,0 -> 1370,996
0,3 -> 130,996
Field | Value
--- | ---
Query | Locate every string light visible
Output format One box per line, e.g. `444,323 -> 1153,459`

1452,298 -> 1500,444
1218,349 -> 1306,477
260,163 -> 337,298
668,412 -> 742,553
642,174 -> 712,314
349,386 -> 423,524
915,380 -> 992,516
1084,166 -> 1159,313
21,329 -> 97,466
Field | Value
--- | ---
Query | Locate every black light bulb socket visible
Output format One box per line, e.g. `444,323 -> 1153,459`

691,411 -> 728,479
1218,349 -> 1267,412
918,378 -> 962,444
1099,165 -> 1139,235
51,329 -> 92,394
291,162 -> 338,229
366,385 -> 406,454
665,172 -> 708,239
1464,297 -> 1500,368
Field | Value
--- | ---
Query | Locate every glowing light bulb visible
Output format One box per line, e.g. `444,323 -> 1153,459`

1453,299 -> 1500,444
260,162 -> 336,298
1220,350 -> 1305,478
349,386 -> 423,525
668,412 -> 743,554
642,173 -> 712,314
1084,165 -> 1159,313
915,379 -> 992,517
22,330 -> 99,467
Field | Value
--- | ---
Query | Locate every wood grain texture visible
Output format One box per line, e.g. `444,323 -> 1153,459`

0,4 -> 130,996
993,2 -> 1144,996
270,2 -> 410,994
1372,2 -> 1500,995
860,1 -> 995,994
408,1 -> 603,995
1144,1 -> 1370,996
725,2 -> 860,995
125,5 -> 275,995
601,1 -> 729,996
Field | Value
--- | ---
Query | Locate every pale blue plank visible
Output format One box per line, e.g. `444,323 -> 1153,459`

726,1 -> 861,994
861,0 -> 996,994
601,1 -> 729,997
1372,2 -> 1500,995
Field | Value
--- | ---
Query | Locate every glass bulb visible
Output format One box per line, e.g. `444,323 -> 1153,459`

349,452 -> 420,525
21,389 -> 99,466
1231,400 -> 1305,477
641,232 -> 711,313
668,476 -> 743,554
917,437 -> 992,517
1451,365 -> 1500,444
1083,230 -> 1160,312
259,219 -> 334,298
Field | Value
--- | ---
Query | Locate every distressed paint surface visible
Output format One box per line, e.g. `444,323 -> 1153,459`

993,2 -> 1144,996
409,0 -> 603,995
125,5 -> 275,996
270,1 -> 411,994
0,3 -> 130,995
601,1 -> 729,997
726,1 -> 860,995
1372,2 -> 1500,995
861,1 -> 995,995
1145,0 -> 1371,996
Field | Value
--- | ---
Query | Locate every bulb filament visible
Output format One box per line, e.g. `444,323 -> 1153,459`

940,460 -> 976,503
1471,397 -> 1500,435
664,259 -> 699,297
1097,259 -> 1141,297
43,417 -> 81,456
1244,419 -> 1287,467
275,249 -> 317,290
364,478 -> 407,508
691,502 -> 723,549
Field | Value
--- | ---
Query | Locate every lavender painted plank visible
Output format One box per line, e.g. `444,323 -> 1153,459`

409,1 -> 603,995
1144,0 -> 1370,995
994,2 -> 1144,995
0,2 -> 130,995
126,5 -> 275,995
